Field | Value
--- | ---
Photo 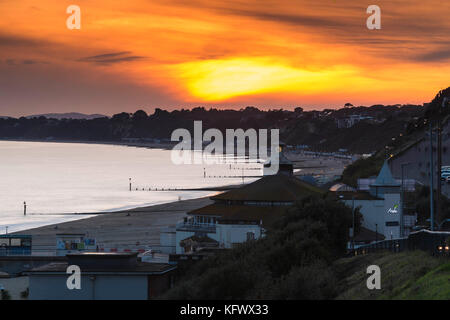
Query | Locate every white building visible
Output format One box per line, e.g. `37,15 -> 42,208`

174,173 -> 323,254
339,160 -> 416,240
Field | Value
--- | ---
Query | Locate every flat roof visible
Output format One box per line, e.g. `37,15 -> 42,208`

27,261 -> 175,275
332,191 -> 381,201
0,234 -> 32,238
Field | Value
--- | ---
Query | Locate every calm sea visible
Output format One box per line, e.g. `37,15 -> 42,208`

0,141 -> 261,233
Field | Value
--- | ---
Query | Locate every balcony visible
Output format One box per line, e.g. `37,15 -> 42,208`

176,221 -> 216,233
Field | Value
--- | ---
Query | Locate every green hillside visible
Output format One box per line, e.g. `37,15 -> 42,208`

334,250 -> 450,300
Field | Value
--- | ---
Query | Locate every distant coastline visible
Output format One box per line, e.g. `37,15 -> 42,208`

0,137 -> 176,150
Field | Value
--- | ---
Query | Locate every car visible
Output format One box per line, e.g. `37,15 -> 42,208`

441,172 -> 450,181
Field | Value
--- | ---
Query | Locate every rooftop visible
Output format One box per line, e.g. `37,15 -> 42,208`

211,174 -> 324,202
188,203 -> 291,226
354,227 -> 386,242
371,160 -> 401,187
333,191 -> 382,201
27,252 -> 176,275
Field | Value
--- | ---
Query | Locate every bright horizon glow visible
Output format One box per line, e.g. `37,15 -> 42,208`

173,58 -> 363,101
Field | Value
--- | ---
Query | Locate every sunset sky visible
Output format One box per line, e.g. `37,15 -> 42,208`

0,0 -> 449,117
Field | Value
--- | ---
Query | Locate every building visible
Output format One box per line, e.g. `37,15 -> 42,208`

389,115 -> 450,197
175,172 -> 324,254
336,115 -> 374,128
27,252 -> 176,300
56,233 -> 97,256
263,143 -> 294,176
337,160 -> 416,240
0,235 -> 32,256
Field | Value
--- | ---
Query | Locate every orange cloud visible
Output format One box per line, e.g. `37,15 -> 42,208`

0,0 -> 449,116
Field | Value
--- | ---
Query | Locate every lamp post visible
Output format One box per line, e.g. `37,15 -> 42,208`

352,195 -> 355,250
436,97 -> 449,228
401,163 -> 410,237
429,122 -> 435,231
375,224 -> 378,244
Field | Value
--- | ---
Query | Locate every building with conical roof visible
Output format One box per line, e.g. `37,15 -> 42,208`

336,160 -> 416,243
369,160 -> 401,198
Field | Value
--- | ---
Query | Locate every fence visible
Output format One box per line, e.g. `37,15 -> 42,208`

350,229 -> 450,257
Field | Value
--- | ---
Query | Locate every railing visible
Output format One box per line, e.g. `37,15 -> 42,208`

176,222 -> 216,233
349,232 -> 450,257
350,238 -> 408,256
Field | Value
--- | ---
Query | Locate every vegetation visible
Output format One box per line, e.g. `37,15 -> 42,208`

341,87 -> 450,187
341,154 -> 384,187
334,250 -> 450,300
412,186 -> 450,225
161,196 -> 360,299
162,193 -> 450,300
0,103 -> 425,154
1,289 -> 11,300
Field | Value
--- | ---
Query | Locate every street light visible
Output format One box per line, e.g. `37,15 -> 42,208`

375,224 -> 378,243
351,195 -> 355,250
401,163 -> 411,237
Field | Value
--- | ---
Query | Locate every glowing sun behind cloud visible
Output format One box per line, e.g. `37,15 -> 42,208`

173,58 -> 363,101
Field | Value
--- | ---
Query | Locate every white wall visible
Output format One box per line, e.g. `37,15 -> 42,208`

383,193 -> 402,239
160,230 -> 176,254
175,224 -> 263,253
344,193 -> 402,239
216,224 -> 262,248
344,199 -> 385,234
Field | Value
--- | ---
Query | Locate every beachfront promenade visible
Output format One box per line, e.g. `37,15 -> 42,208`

13,197 -> 213,255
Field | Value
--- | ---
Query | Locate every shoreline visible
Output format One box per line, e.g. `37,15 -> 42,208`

0,137 -> 176,150
0,139 -> 257,238
13,196 -> 215,252
22,183 -> 243,217
5,185 -> 245,234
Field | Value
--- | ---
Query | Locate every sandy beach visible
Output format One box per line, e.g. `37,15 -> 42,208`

14,197 -> 214,254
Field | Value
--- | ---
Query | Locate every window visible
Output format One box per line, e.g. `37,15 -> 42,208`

10,239 -> 21,246
386,221 -> 399,227
246,232 -> 255,241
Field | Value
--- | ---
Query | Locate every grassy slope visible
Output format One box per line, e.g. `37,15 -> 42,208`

333,250 -> 450,300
